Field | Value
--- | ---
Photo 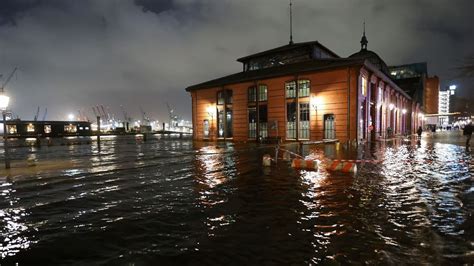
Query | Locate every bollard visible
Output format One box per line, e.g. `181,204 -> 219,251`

283,151 -> 292,161
262,154 -> 272,167
291,159 -> 318,171
326,160 -> 357,173
27,157 -> 37,167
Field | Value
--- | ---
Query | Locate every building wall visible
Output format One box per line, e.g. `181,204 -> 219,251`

424,76 -> 439,114
190,66 -> 417,142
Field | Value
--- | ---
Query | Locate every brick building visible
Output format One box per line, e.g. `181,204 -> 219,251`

186,33 -> 424,142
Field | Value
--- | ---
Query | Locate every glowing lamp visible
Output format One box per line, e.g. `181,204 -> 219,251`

0,94 -> 10,110
68,114 -> 75,121
402,109 -> 407,114
311,96 -> 322,110
389,103 -> 394,110
206,105 -> 216,117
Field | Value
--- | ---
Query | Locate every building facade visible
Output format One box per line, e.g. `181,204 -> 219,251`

5,120 -> 92,138
186,35 -> 424,143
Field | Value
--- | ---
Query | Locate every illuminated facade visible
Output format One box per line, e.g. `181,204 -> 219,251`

4,120 -> 91,138
186,34 -> 423,142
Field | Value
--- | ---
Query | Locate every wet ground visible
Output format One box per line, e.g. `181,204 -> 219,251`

0,133 -> 473,265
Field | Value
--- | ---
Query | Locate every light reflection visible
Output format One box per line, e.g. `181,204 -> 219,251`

0,184 -> 33,259
194,145 -> 238,236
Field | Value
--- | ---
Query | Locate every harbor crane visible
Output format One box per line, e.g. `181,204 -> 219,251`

1,67 -> 18,92
42,108 -> 47,121
166,102 -> 181,128
139,106 -> 150,126
34,106 -> 40,121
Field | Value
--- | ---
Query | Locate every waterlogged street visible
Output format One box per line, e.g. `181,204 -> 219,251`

0,133 -> 472,265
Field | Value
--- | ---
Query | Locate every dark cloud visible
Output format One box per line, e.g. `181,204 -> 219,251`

0,0 -> 472,121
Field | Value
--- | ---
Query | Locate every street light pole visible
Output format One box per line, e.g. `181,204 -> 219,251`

0,93 -> 11,169
2,111 -> 9,169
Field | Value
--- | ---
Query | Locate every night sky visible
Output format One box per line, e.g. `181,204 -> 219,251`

0,0 -> 473,121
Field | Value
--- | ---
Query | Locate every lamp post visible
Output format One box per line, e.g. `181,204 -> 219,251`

0,93 -> 11,169
206,105 -> 215,138
311,96 -> 321,137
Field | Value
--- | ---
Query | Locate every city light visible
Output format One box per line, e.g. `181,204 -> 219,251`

68,114 -> 74,121
402,109 -> 407,114
0,94 -> 10,110
310,96 -> 322,110
206,104 -> 216,117
389,103 -> 394,110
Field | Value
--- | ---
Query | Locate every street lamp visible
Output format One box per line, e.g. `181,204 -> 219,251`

311,96 -> 322,135
389,103 -> 394,110
0,93 -> 10,169
206,104 -> 215,137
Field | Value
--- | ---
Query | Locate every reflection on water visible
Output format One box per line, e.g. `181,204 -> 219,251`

0,136 -> 472,264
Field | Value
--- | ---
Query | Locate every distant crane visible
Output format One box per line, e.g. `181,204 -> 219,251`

42,108 -> 47,121
139,106 -> 150,126
1,67 -> 18,92
166,102 -> 181,128
34,106 -> 40,121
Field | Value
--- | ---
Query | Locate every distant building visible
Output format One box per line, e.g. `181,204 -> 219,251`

5,120 -> 92,138
186,32 -> 423,142
438,85 -> 456,125
424,76 -> 440,114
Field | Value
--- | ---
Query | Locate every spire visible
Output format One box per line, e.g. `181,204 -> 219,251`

360,20 -> 368,50
289,0 -> 294,45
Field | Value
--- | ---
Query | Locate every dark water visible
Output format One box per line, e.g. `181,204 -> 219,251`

0,136 -> 473,265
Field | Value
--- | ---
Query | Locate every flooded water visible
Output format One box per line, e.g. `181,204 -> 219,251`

0,135 -> 473,265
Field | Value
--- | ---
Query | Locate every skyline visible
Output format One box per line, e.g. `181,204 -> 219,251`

0,0 -> 473,121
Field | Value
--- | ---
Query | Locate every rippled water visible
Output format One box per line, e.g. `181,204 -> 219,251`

0,136 -> 472,265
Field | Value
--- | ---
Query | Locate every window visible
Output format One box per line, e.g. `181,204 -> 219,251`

79,127 -> 84,130
299,103 -> 310,139
44,125 -> 52,134
258,85 -> 267,101
324,114 -> 335,139
248,87 -> 256,102
378,87 -> 383,104
203,120 -> 210,138
298,80 -> 310,97
286,102 -> 297,139
216,90 -> 233,138
217,91 -> 225,105
259,105 -> 268,138
362,77 -> 368,96
248,108 -> 257,139
65,124 -> 77,133
27,123 -> 35,132
286,81 -> 296,98
7,125 -> 17,134
85,127 -> 90,130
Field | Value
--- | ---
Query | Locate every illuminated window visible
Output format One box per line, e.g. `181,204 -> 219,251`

203,120 -> 210,138
65,124 -> 77,133
7,125 -> 17,134
286,81 -> 296,98
27,123 -> 35,132
298,80 -> 310,97
44,125 -> 52,134
258,85 -> 267,101
362,77 -> 368,96
248,87 -> 256,102
79,127 -> 84,130
85,127 -> 89,130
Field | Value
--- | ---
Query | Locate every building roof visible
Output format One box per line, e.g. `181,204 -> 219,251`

236,41 -> 340,63
349,49 -> 390,75
186,58 -> 364,91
